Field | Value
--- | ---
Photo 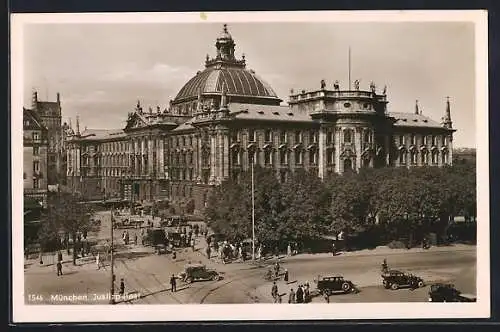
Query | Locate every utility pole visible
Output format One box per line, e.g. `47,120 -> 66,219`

251,158 -> 255,261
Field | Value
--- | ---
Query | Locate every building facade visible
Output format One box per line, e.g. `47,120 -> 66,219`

23,107 -> 49,206
66,24 -> 455,213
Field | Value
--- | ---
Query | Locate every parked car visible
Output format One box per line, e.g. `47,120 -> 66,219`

428,283 -> 476,302
316,275 -> 356,295
177,264 -> 221,283
382,270 -> 425,290
144,228 -> 168,247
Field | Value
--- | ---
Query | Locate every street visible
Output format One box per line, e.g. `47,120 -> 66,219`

24,210 -> 476,305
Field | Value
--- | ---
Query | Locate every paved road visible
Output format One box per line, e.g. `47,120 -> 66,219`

24,211 -> 476,305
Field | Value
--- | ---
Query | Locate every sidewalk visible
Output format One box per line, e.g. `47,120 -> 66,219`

279,243 -> 476,263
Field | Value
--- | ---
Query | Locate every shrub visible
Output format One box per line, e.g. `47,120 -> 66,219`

387,240 -> 407,249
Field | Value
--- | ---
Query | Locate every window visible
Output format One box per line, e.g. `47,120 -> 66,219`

421,152 -> 428,165
431,135 -> 437,146
295,150 -> 303,165
33,179 -> 39,189
231,131 -> 239,142
364,131 -> 371,143
310,150 -> 317,165
280,150 -> 288,165
265,130 -> 272,142
423,135 -> 428,145
411,151 -> 417,165
32,132 -> 40,141
326,131 -> 333,145
399,135 -> 406,146
431,151 -> 438,164
189,136 -> 193,146
442,153 -> 448,164
33,146 -> 39,156
248,129 -> 256,142
400,150 -> 407,164
344,130 -> 352,143
33,161 -> 40,173
24,120 -> 30,127
182,137 -> 186,146
265,150 -> 273,165
295,131 -> 302,143
23,172 -> 27,180
232,151 -> 241,165
327,150 -> 335,165
280,131 -> 287,143
411,134 -> 416,146
443,136 -> 448,146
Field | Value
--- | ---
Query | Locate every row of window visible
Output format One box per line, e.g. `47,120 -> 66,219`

398,150 -> 449,165
171,168 -> 195,181
397,134 -> 448,147
231,150 -> 324,166
172,135 -> 194,148
101,141 -> 128,153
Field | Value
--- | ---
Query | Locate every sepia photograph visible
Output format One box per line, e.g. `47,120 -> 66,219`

11,11 -> 489,322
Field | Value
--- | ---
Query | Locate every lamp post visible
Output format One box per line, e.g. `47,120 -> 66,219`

251,157 -> 256,261
109,196 -> 115,304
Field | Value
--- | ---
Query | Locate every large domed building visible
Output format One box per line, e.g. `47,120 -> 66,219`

65,24 -> 455,213
170,24 -> 282,117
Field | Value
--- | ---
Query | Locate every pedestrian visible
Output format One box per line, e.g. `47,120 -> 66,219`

134,233 -> 138,245
271,281 -> 278,303
304,282 -> 310,303
296,285 -> 304,303
125,231 -> 130,245
191,238 -> 195,252
287,243 -> 292,256
170,274 -> 177,292
284,269 -> 289,283
96,253 -> 100,270
206,246 -> 211,259
119,278 -> 125,296
172,251 -> 177,260
56,260 -> 63,276
57,250 -> 63,264
332,242 -> 336,256
324,292 -> 330,303
288,288 -> 295,304
194,225 -> 199,237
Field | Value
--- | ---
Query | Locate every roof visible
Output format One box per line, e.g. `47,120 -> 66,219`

36,101 -> 60,114
79,129 -> 127,141
174,67 -> 280,102
228,103 -> 313,123
389,112 -> 445,129
172,121 -> 195,132
23,108 -> 47,131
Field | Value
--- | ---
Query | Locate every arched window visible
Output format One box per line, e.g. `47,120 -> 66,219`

411,151 -> 417,165
400,150 -> 407,164
344,159 -> 353,171
344,130 -> 352,143
364,131 -> 371,143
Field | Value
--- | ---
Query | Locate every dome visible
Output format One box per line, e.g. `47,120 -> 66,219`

172,24 -> 282,106
174,66 -> 280,102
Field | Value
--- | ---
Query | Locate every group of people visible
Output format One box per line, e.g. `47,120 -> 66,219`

272,281 -> 312,304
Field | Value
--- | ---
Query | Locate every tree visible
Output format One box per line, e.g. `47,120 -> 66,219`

279,170 -> 330,242
44,191 -> 95,265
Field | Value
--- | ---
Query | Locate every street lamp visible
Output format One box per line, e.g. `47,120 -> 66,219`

251,157 -> 256,261
109,203 -> 115,304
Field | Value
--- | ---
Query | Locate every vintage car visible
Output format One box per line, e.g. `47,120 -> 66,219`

316,275 -> 356,295
428,283 -> 477,302
382,270 -> 425,290
177,264 -> 221,283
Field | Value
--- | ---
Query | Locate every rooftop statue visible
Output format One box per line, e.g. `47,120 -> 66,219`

354,80 -> 360,91
333,80 -> 340,91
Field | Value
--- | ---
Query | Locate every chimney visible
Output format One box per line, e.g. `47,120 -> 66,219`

414,100 -> 419,115
32,90 -> 38,109
443,96 -> 453,129
57,92 -> 60,104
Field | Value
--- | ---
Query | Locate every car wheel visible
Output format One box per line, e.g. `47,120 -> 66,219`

186,277 -> 193,284
391,283 -> 399,290
342,282 -> 351,293
417,281 -> 424,288
212,274 -> 220,281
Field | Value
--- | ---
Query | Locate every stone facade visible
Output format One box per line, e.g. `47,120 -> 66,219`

23,108 -> 49,206
65,24 -> 455,214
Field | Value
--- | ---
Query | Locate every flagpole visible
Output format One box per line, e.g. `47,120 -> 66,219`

348,47 -> 352,90
251,159 -> 255,261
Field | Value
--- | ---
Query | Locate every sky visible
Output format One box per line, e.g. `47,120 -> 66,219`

23,21 -> 476,148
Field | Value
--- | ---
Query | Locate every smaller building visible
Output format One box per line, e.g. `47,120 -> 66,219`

23,107 -> 49,207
